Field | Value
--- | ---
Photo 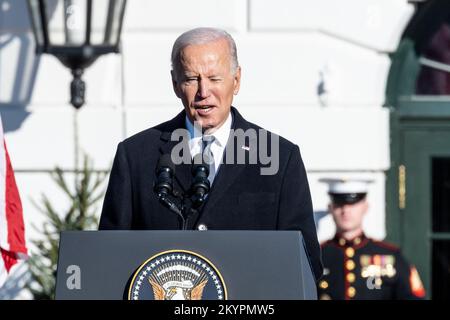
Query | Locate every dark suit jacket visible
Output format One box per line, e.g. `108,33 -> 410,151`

99,107 -> 323,280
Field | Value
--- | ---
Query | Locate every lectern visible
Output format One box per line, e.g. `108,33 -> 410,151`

55,231 -> 317,300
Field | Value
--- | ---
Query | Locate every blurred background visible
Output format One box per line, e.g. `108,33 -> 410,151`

0,0 -> 449,299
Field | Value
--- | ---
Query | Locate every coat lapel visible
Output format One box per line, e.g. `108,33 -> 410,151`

189,107 -> 255,227
157,107 -> 255,229
158,111 -> 192,194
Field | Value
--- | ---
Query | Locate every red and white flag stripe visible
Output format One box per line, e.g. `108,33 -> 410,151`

0,115 -> 27,287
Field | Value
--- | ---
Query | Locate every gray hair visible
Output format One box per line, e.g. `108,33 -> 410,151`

171,27 -> 239,77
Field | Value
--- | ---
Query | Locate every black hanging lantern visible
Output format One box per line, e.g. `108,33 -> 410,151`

27,0 -> 127,109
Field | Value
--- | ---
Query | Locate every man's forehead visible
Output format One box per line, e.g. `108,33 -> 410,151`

179,49 -> 231,75
179,59 -> 225,76
180,39 -> 230,60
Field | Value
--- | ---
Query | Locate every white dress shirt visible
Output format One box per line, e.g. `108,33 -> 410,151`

185,112 -> 232,185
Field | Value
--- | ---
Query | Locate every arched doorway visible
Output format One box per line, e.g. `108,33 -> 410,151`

386,0 -> 450,299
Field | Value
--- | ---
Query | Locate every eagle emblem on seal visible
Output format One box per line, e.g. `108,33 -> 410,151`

128,250 -> 226,300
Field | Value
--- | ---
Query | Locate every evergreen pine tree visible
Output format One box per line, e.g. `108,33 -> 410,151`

25,155 -> 107,299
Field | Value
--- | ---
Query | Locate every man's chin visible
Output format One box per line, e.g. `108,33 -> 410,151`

337,225 -> 358,233
202,124 -> 217,134
193,117 -> 218,133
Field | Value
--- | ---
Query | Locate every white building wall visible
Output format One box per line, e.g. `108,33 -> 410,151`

0,0 -> 415,297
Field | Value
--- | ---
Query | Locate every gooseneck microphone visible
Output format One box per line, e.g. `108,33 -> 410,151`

154,154 -> 175,197
154,153 -> 211,230
154,154 -> 183,221
191,153 -> 211,208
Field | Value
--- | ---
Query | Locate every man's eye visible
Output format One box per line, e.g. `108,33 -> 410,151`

183,78 -> 198,85
210,78 -> 222,82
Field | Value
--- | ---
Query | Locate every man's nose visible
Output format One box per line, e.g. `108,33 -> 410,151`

341,204 -> 353,214
196,79 -> 211,99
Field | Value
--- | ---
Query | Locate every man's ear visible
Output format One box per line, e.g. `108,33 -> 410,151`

362,199 -> 369,215
171,70 -> 182,99
233,66 -> 241,95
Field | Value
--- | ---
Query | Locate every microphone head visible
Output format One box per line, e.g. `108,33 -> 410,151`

192,153 -> 210,176
154,154 -> 175,195
157,154 -> 175,173
190,154 -> 211,207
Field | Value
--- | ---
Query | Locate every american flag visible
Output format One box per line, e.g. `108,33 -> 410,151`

0,115 -> 27,287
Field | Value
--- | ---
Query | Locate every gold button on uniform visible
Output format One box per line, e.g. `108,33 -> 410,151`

346,273 -> 356,283
319,281 -> 329,289
354,237 -> 361,245
339,238 -> 346,246
345,247 -> 355,258
346,260 -> 355,271
347,286 -> 356,298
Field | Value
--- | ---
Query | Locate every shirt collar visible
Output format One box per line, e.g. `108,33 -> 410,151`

185,112 -> 232,147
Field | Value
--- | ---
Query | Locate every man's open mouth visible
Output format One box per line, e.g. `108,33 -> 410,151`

195,106 -> 214,114
195,105 -> 213,109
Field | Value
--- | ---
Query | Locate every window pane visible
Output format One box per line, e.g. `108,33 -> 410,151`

416,23 -> 450,95
104,0 -> 126,46
90,0 -> 108,45
46,0 -> 87,45
432,157 -> 450,232
432,240 -> 450,299
28,0 -> 45,46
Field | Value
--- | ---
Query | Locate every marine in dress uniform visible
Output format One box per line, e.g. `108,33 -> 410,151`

317,178 -> 426,300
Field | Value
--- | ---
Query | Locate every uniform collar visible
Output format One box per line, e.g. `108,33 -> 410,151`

333,232 -> 368,248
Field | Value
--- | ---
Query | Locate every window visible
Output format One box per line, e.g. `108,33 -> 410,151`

416,22 -> 450,95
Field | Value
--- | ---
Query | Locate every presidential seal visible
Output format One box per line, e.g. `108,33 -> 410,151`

128,250 -> 227,300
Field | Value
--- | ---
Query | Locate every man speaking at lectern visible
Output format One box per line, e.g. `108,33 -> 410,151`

99,27 -> 322,281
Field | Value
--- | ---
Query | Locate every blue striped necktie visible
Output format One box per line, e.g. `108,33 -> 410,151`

202,135 -> 216,184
